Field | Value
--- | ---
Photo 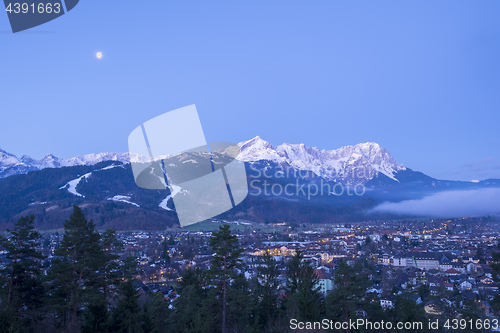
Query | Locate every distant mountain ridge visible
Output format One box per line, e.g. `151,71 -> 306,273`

0,148 -> 132,178
238,136 -> 406,185
1,137 -> 406,184
0,139 -> 499,230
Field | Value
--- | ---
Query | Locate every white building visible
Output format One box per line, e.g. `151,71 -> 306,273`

315,269 -> 334,294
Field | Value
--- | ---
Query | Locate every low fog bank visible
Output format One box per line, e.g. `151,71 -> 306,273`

372,188 -> 500,218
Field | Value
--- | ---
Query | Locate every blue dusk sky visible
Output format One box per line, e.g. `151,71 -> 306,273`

1,0 -> 499,181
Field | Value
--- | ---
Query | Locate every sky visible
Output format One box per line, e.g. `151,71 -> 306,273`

1,0 -> 500,181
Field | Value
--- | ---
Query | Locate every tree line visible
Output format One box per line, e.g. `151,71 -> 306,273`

1,206 -> 445,333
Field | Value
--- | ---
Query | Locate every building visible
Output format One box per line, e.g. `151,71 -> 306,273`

380,298 -> 394,309
314,268 -> 334,294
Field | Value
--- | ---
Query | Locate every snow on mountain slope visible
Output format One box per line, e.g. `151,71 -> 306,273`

1,137 -> 406,185
107,195 -> 140,207
159,185 -> 182,211
237,136 -> 406,183
59,153 -> 134,167
59,164 -> 125,197
0,149 -> 21,169
0,148 -> 133,178
60,172 -> 92,197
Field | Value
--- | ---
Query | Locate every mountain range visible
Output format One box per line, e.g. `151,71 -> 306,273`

0,149 -> 131,178
238,136 -> 405,184
0,137 -> 498,230
1,137 -> 406,183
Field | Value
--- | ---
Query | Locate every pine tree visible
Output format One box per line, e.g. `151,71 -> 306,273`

143,293 -> 170,333
81,302 -> 110,333
95,229 -> 122,298
285,249 -> 322,322
109,280 -> 141,333
0,215 -> 44,331
253,251 -> 281,330
417,284 -> 430,301
46,205 -> 105,332
171,268 -> 209,333
109,256 -> 142,333
226,272 -> 253,332
140,304 -> 156,333
325,260 -> 366,328
80,229 -> 122,333
160,239 -> 170,261
209,224 -> 243,333
286,249 -> 304,296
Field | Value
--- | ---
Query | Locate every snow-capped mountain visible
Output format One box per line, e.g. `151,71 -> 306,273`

0,149 -> 20,169
238,136 -> 406,184
1,138 -> 406,184
0,148 -> 132,178
1,141 -> 499,229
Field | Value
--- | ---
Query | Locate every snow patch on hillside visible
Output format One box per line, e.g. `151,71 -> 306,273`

60,172 -> 92,197
59,164 -> 123,198
159,185 -> 182,211
107,195 -> 140,207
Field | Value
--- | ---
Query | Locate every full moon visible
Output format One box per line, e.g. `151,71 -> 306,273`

96,52 -> 103,59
